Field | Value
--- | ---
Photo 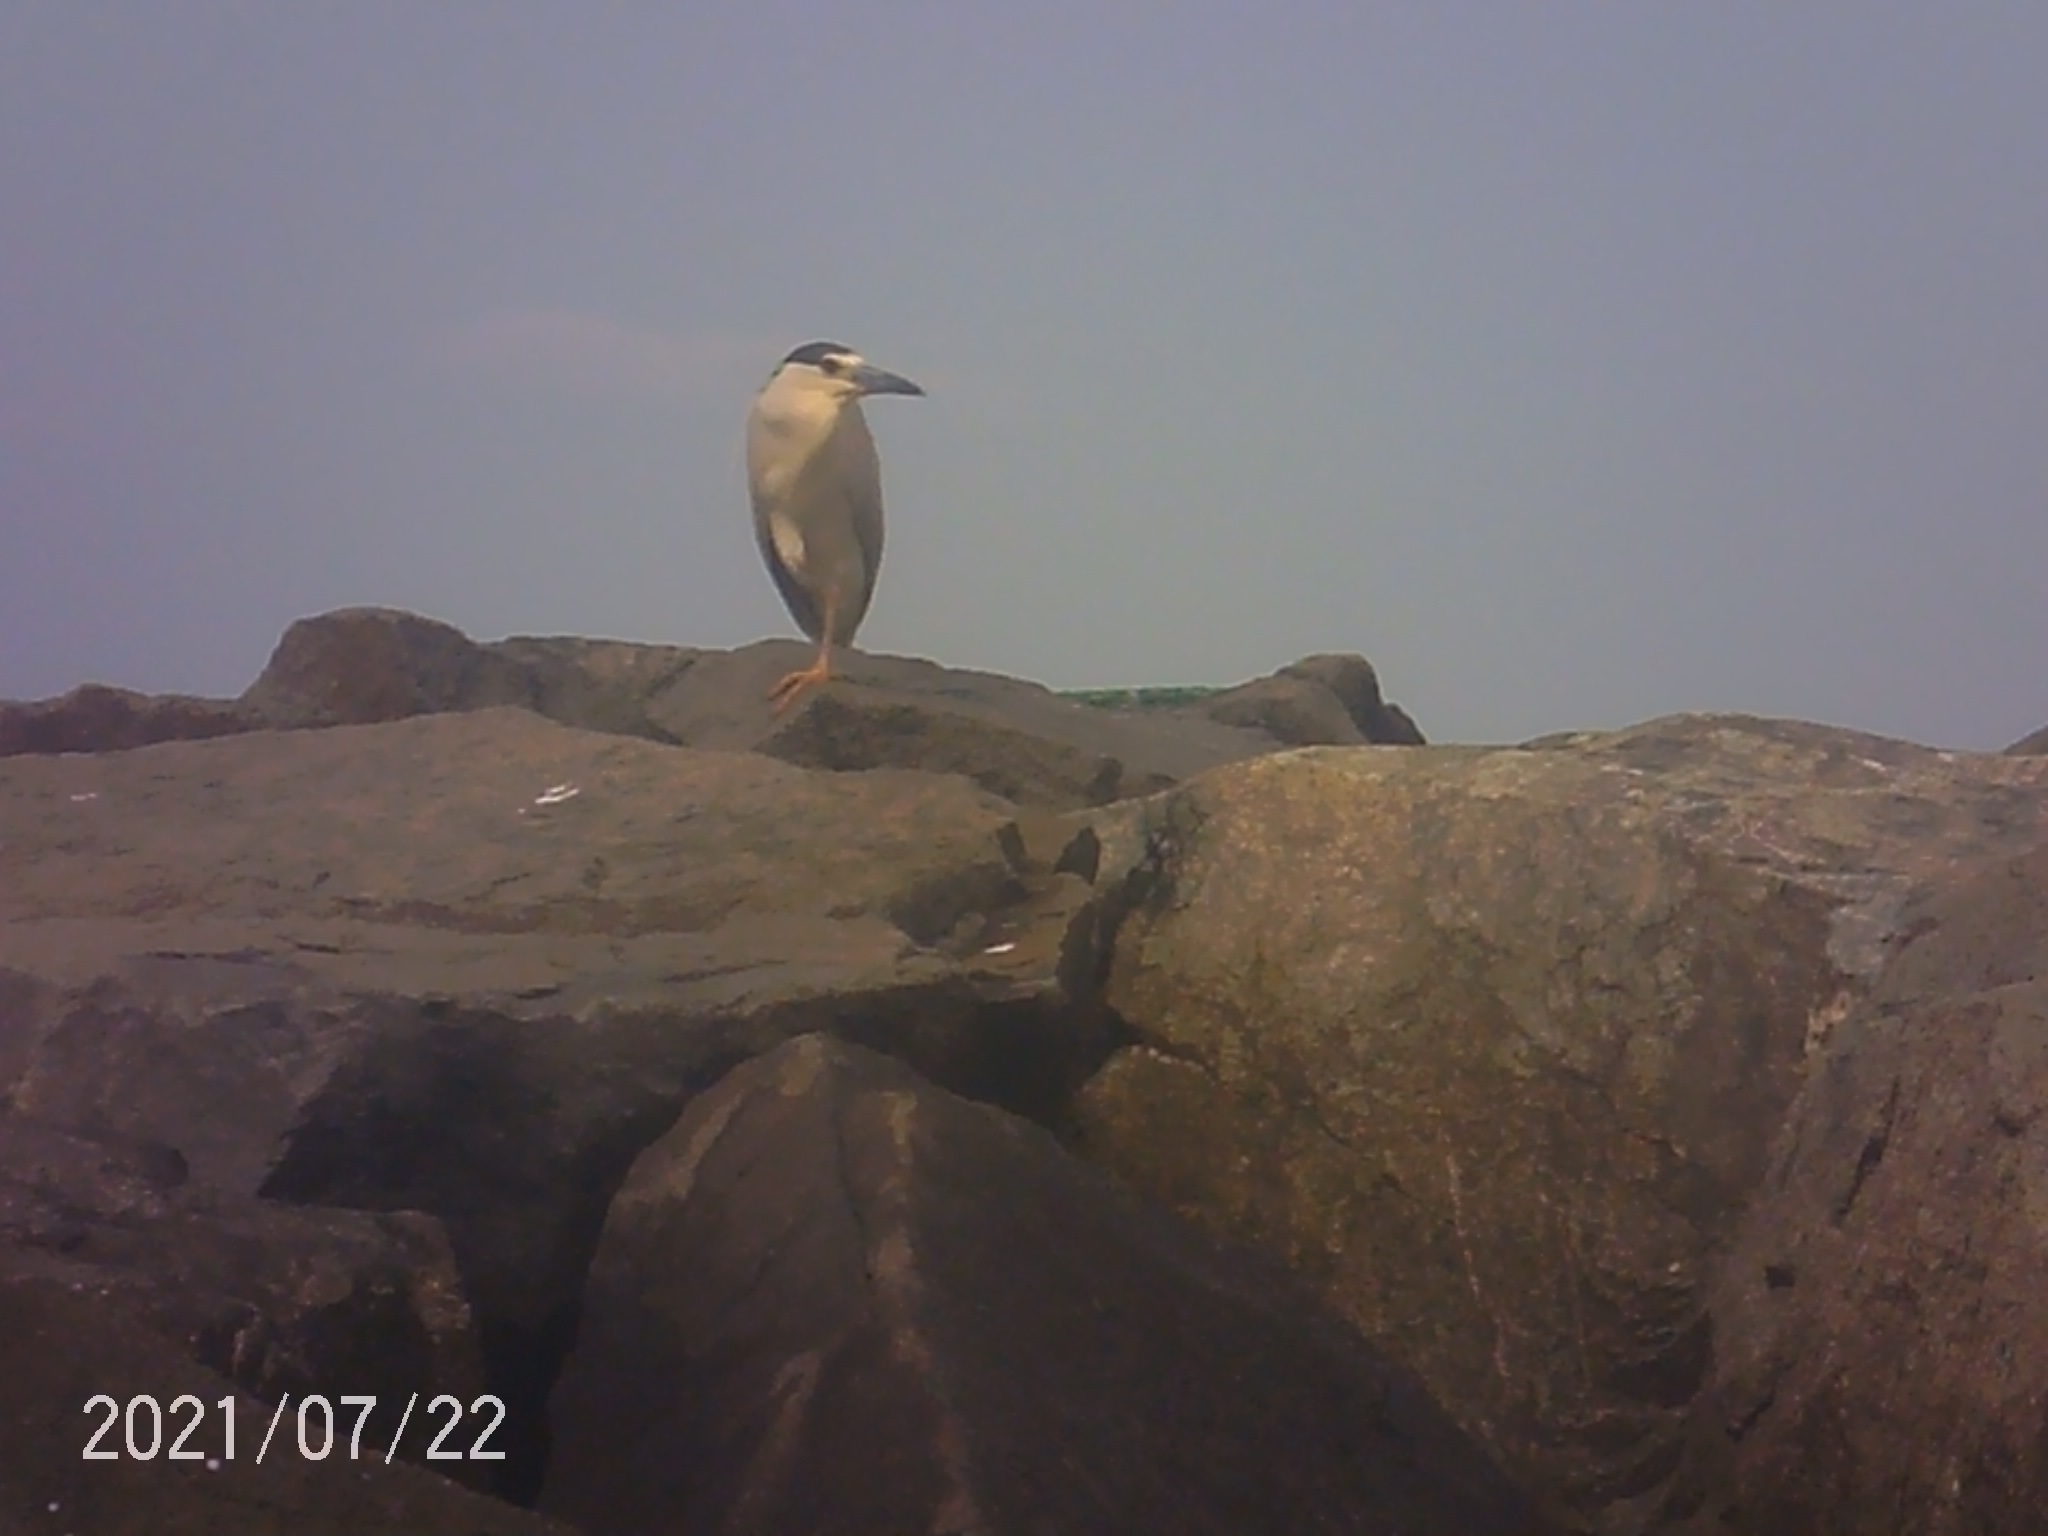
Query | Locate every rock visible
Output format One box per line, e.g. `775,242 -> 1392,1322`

1280,653 -> 1429,744
0,1273 -> 580,1536
1190,653 -> 1429,746
1666,842 -> 2048,1534
0,704 -> 1111,1504
489,633 -> 702,740
543,1033 -> 1556,1536
0,1109 -> 492,1489
1069,715 -> 2048,1531
2005,722 -> 2048,755
239,607 -> 539,728
1191,671 -> 1367,746
0,682 -> 256,758
0,705 -> 1029,943
647,642 -> 1277,809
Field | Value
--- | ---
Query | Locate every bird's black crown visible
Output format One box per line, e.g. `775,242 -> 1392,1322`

781,341 -> 856,369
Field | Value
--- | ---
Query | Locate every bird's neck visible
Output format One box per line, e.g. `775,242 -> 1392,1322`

749,395 -> 863,500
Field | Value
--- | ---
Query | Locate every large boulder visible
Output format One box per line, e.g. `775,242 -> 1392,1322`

1070,715 -> 2048,1532
1666,842 -> 2048,1534
544,1033 -> 1555,1536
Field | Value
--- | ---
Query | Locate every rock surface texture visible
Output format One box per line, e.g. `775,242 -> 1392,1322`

2,606 -> 2043,1535
1664,843 -> 2048,1534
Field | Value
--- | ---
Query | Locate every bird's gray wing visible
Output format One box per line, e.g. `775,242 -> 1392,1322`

840,417 -> 886,642
752,495 -> 825,642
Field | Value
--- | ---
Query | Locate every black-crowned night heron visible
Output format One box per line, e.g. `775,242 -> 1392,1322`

746,341 -> 925,712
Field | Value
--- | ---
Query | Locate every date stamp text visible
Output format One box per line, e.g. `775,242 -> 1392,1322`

82,1392 -> 506,1466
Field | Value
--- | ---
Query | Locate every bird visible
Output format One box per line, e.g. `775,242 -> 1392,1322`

745,341 -> 925,712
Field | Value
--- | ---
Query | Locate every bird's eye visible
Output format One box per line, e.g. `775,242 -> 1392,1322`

820,356 -> 847,375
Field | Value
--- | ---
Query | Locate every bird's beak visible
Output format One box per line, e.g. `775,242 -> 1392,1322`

850,362 -> 925,398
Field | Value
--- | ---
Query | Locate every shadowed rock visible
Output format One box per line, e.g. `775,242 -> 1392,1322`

0,682 -> 256,756
0,1275 -> 579,1536
543,1034 -> 1556,1536
0,1109 -> 492,1489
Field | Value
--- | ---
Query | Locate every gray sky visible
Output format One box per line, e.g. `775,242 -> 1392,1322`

4,4 -> 2044,748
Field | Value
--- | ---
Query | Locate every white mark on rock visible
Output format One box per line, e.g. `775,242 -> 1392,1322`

68,791 -> 97,802
534,782 -> 580,807
981,941 -> 1017,955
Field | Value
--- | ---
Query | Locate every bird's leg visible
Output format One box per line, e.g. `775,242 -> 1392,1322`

768,593 -> 839,713
767,641 -> 832,713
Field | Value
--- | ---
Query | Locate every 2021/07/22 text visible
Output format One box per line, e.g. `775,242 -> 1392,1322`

81,1392 -> 506,1464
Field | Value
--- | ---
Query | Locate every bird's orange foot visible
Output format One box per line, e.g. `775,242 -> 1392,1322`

767,659 -> 832,715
